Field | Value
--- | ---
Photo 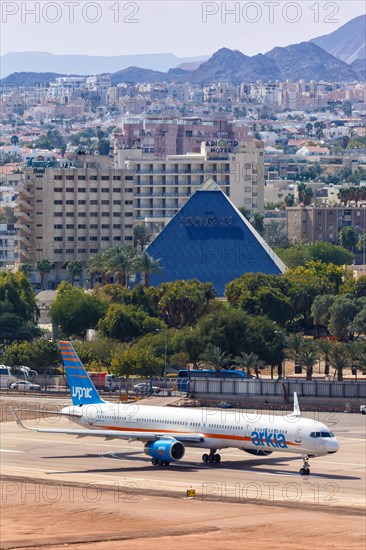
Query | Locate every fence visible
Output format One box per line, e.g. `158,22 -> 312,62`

189,378 -> 366,399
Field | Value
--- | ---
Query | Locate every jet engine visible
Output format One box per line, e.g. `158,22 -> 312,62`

242,449 -> 273,456
144,439 -> 185,462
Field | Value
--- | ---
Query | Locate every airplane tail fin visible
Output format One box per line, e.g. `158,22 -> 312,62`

58,341 -> 104,406
292,392 -> 301,417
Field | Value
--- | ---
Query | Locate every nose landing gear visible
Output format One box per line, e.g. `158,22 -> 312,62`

300,455 -> 310,475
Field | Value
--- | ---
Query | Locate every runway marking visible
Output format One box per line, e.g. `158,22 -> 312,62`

0,449 -> 21,453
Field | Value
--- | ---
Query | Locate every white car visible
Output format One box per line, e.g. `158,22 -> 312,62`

9,380 -> 41,391
133,383 -> 161,395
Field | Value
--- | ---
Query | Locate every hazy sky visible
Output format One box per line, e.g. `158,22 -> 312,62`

1,1 -> 365,57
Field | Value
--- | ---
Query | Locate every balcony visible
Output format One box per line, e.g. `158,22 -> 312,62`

16,224 -> 32,235
17,199 -> 33,211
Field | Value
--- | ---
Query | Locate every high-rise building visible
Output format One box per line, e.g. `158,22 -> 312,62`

117,140 -> 264,232
16,156 -> 133,286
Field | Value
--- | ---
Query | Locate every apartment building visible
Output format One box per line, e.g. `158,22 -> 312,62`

16,156 -> 133,284
117,140 -> 264,232
0,224 -> 17,269
287,206 -> 366,244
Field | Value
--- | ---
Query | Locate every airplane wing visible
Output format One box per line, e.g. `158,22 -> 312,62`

10,408 -> 204,443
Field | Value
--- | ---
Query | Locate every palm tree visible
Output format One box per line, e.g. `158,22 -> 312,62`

234,351 -> 265,378
299,344 -> 318,381
66,260 -> 83,285
346,341 -> 363,379
18,263 -> 32,279
316,338 -> 332,376
200,346 -> 232,373
106,245 -> 137,287
329,343 -> 350,381
356,353 -> 366,376
87,251 -> 109,287
285,332 -> 306,374
36,258 -> 52,290
133,224 -> 152,251
136,252 -> 162,287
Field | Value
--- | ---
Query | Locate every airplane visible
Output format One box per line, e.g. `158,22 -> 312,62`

11,340 -> 339,475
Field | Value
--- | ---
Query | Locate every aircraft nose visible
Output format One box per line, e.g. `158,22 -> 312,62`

326,439 -> 339,454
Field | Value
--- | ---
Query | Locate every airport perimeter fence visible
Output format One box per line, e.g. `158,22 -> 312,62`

189,378 -> 366,399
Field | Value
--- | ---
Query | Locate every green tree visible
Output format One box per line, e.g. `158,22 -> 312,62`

299,344 -> 318,380
329,343 -> 349,381
106,245 -> 137,286
264,221 -> 288,248
327,295 -> 361,341
339,226 -> 357,251
311,295 -> 335,332
152,280 -> 216,328
316,338 -> 333,376
50,282 -> 107,338
136,252 -> 162,287
36,258 -> 52,290
87,251 -> 109,287
112,346 -> 162,377
200,345 -> 233,373
133,224 -> 152,250
18,263 -> 32,279
98,303 -> 164,342
251,212 -> 265,235
234,351 -> 265,378
10,135 -> 19,145
285,332 -> 306,374
66,260 -> 83,285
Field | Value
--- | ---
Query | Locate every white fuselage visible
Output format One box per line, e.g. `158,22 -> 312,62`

62,402 -> 339,457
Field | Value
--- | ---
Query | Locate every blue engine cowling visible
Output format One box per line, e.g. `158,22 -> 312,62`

144,439 -> 185,461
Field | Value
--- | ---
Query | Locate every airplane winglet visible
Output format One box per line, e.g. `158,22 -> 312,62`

10,407 -> 29,430
293,392 -> 301,417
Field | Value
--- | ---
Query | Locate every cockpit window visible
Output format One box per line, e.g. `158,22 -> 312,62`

310,431 -> 334,438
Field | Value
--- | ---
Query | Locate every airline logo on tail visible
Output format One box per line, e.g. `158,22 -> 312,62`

72,387 -> 92,399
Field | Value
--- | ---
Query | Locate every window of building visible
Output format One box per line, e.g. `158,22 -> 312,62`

90,212 -> 98,217
55,249 -> 62,254
90,236 -> 98,241
66,249 -> 74,253
66,212 -> 74,217
101,176 -> 109,181
125,212 -> 133,217
101,188 -> 109,192
36,224 -> 43,227
67,236 -> 74,241
66,176 -> 74,180
113,176 -> 121,181
125,224 -> 133,229
54,200 -> 63,205
113,224 -> 121,229
125,188 -> 133,193
113,236 -> 121,241
90,176 -> 98,180
90,200 -> 98,205
101,212 -> 109,217
90,248 -> 98,253
54,175 -> 62,180
54,237 -> 63,241
101,200 -> 109,205
90,188 -> 98,192
78,200 -> 86,205
66,224 -> 74,229
79,212 -> 86,217
113,200 -> 121,205
113,188 -> 121,193
78,188 -> 86,193
54,213 -> 62,217
78,224 -> 86,229
54,188 -> 62,192
125,200 -> 133,205
101,236 -> 110,241
125,236 -> 133,241
78,176 -> 86,181
125,176 -> 133,181
90,224 -> 98,229
66,188 -> 74,192
78,249 -> 86,253
78,236 -> 86,241
113,212 -> 121,217
101,224 -> 110,229
66,200 -> 74,205
54,224 -> 63,229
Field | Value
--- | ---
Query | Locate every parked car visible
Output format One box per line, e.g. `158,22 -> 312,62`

9,380 -> 41,391
133,383 -> 161,395
360,405 -> 366,415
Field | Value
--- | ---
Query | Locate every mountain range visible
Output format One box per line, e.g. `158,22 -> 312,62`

1,16 -> 365,86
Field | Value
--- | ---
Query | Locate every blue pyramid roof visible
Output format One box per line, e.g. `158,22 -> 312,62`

146,180 -> 286,295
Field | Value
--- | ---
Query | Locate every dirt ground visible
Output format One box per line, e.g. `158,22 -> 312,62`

1,479 -> 365,550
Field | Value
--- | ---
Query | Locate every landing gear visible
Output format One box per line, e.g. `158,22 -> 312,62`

299,456 -> 310,475
202,450 -> 221,464
151,458 -> 170,466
